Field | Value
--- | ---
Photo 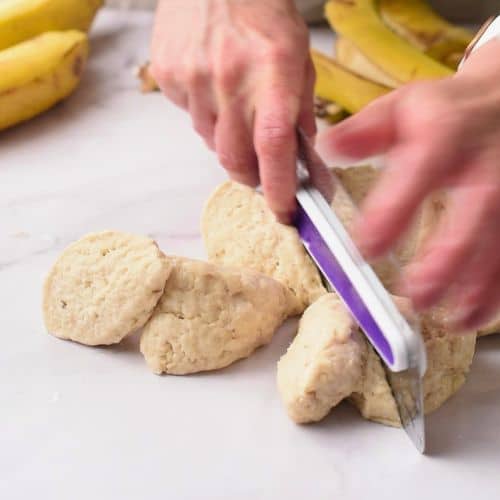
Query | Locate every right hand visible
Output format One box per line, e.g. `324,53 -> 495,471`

150,0 -> 316,222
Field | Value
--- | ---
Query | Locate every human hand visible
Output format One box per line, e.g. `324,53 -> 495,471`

150,0 -> 315,222
317,39 -> 500,330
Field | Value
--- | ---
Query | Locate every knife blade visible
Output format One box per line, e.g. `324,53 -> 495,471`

294,129 -> 427,453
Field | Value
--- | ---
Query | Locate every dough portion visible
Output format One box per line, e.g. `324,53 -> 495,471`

140,257 -> 290,375
202,181 -> 326,315
43,231 -> 171,346
277,294 -> 366,423
478,314 -> 500,337
351,306 -> 477,426
278,293 -> 476,427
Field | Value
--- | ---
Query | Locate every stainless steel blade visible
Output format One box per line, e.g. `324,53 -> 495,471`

385,366 -> 426,453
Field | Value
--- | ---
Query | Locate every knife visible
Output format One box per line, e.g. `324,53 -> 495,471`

293,129 -> 427,453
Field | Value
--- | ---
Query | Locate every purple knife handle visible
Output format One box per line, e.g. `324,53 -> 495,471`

295,205 -> 394,365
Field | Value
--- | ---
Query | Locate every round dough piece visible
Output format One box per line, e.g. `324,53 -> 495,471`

201,181 -> 326,316
140,257 -> 291,375
43,231 -> 172,345
277,293 -> 366,423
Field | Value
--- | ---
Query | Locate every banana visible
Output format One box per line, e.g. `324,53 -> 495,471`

0,30 -> 89,131
0,0 -> 102,51
311,49 -> 390,115
325,0 -> 453,84
379,0 -> 473,69
335,36 -> 399,88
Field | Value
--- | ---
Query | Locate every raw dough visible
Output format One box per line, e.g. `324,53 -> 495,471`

277,293 -> 476,426
43,231 -> 171,346
478,314 -> 500,337
140,257 -> 291,375
351,306 -> 476,426
202,181 -> 326,315
277,293 -> 366,423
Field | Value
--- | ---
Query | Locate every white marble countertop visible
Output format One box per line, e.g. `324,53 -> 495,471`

1,9 -> 499,500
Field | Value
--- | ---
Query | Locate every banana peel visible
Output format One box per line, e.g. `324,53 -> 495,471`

0,30 -> 89,131
335,36 -> 399,88
312,49 -> 390,115
325,0 -> 453,84
379,0 -> 472,69
0,0 -> 102,51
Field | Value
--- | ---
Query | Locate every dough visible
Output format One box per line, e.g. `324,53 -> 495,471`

43,231 -> 171,346
140,257 -> 291,375
278,293 -> 476,426
351,306 -> 477,426
277,293 -> 366,423
202,181 -> 326,315
478,314 -> 500,337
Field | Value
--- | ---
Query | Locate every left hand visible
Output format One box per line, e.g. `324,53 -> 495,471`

317,39 -> 500,330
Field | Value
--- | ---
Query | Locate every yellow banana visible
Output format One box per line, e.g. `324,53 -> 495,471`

0,0 -> 102,51
379,0 -> 473,69
0,30 -> 89,131
312,49 -> 390,115
335,36 -> 400,88
325,0 -> 453,84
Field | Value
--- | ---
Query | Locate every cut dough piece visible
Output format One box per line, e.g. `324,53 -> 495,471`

478,314 -> 500,337
43,231 -> 171,346
277,293 -> 366,423
351,306 -> 477,426
140,257 -> 290,375
202,181 -> 326,315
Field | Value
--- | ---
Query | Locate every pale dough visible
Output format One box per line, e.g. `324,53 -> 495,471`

140,257 -> 291,375
202,181 -> 326,315
351,306 -> 477,426
277,293 -> 366,423
43,231 -> 172,346
278,293 -> 476,426
478,314 -> 500,337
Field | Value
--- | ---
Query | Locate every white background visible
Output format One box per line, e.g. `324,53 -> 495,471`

1,9 -> 499,500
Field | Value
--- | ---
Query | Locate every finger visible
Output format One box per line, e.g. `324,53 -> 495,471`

449,266 -> 500,331
297,58 -> 317,139
401,159 -> 500,310
316,89 -> 398,162
353,129 -> 460,259
149,62 -> 189,110
187,72 -> 217,150
214,97 -> 259,187
254,84 -> 301,223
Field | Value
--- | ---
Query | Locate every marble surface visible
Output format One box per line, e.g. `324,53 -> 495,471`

1,9 -> 499,500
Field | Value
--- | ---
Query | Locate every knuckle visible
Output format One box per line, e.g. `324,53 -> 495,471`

255,121 -> 294,156
149,60 -> 174,87
266,40 -> 297,65
183,63 -> 210,89
217,149 -> 251,173
215,64 -> 241,91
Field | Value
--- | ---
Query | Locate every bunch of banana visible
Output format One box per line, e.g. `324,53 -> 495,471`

315,0 -> 473,123
0,0 -> 102,131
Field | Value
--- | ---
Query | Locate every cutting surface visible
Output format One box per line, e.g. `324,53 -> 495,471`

1,10 -> 499,500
